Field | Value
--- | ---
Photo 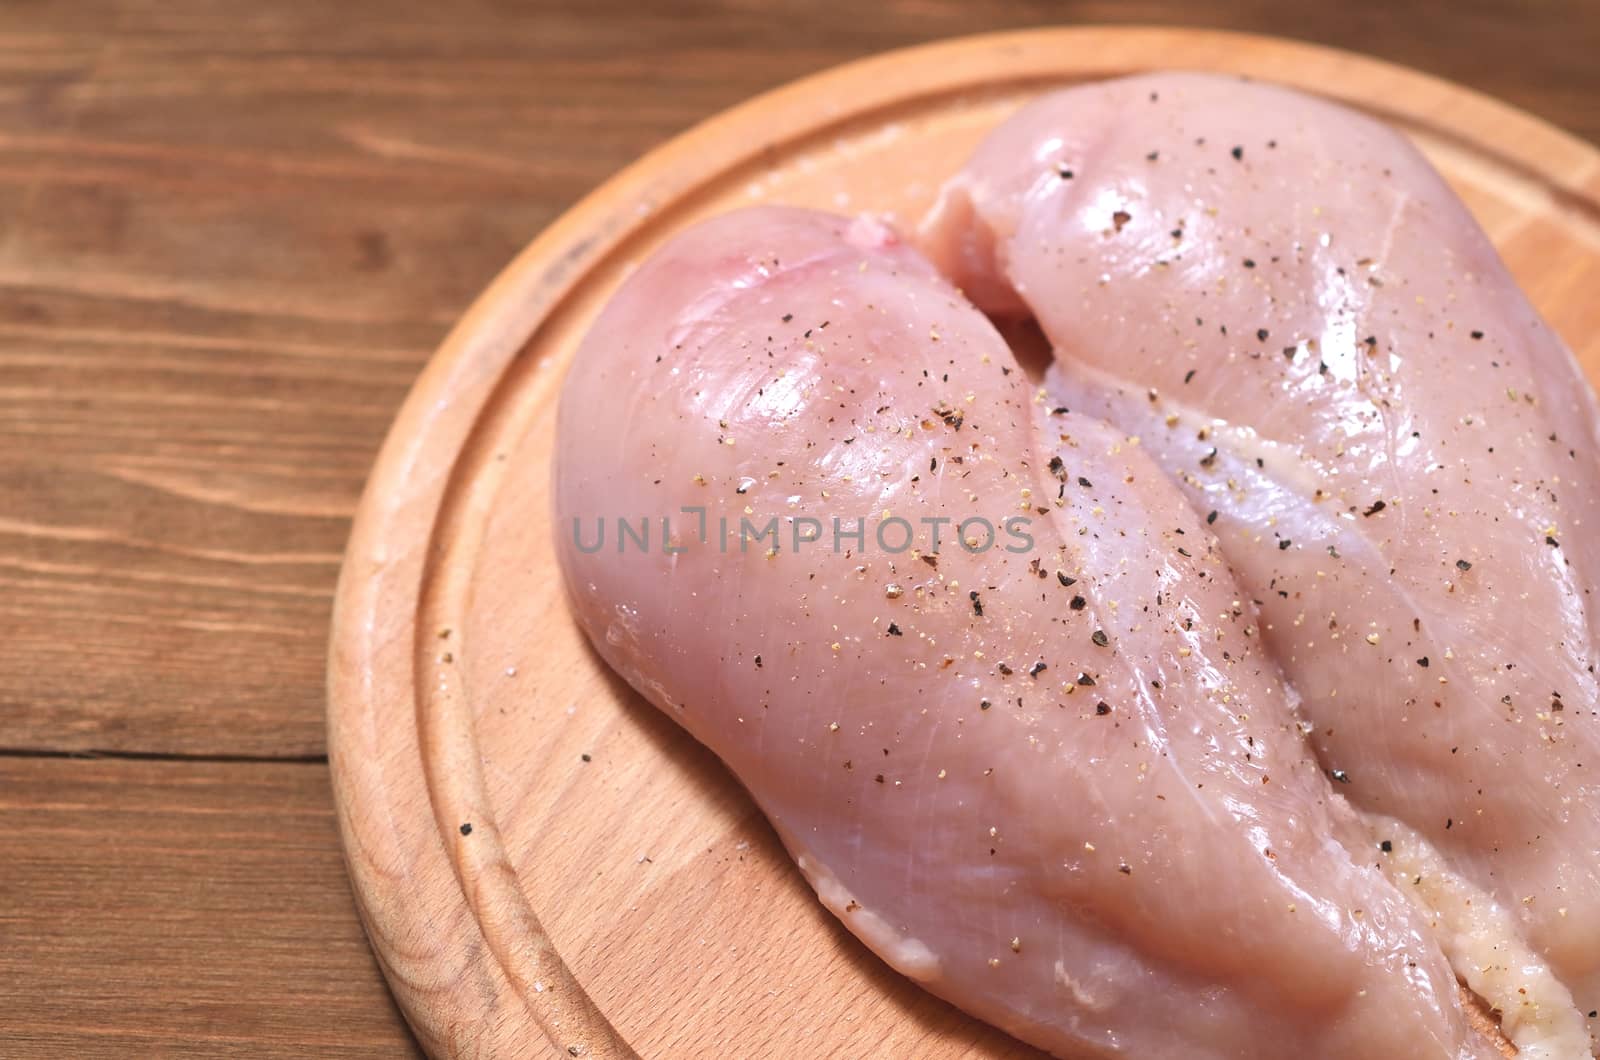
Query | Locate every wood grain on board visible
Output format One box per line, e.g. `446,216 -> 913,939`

327,26 -> 1597,1060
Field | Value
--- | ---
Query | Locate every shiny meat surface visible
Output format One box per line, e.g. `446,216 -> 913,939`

555,204 -> 1500,1058
922,71 -> 1599,1055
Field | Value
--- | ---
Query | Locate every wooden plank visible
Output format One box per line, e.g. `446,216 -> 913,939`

0,756 -> 419,1057
0,0 -> 1595,758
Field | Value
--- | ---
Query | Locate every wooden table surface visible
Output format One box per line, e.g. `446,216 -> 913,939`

1,2 -> 1593,1056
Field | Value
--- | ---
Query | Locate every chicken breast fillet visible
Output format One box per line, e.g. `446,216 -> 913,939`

923,72 -> 1600,1055
555,204 -> 1499,1058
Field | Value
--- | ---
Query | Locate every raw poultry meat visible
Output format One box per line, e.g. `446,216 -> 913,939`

922,71 -> 1600,1055
555,204 -> 1504,1058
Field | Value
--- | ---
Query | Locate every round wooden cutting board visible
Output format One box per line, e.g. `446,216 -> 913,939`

327,27 -> 1600,1059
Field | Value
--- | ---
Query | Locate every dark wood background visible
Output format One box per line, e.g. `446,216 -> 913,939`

0,1 -> 1592,1055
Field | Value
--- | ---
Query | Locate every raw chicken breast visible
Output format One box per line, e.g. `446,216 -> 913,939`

923,72 -> 1600,1054
555,204 -> 1497,1058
